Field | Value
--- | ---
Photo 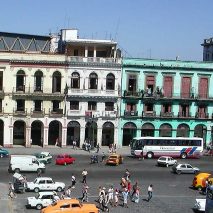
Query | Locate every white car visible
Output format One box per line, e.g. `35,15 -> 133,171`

27,191 -> 59,210
194,198 -> 206,212
34,152 -> 53,164
157,156 -> 177,167
26,177 -> 65,193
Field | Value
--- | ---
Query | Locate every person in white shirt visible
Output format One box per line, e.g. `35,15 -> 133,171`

71,174 -> 76,188
82,169 -> 88,184
108,186 -> 114,206
147,184 -> 153,201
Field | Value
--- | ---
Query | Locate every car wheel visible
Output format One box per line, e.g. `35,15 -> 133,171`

177,170 -> 181,175
64,162 -> 67,166
166,164 -> 169,167
180,152 -> 187,159
36,204 -> 43,210
146,152 -> 154,159
14,168 -> 20,173
57,187 -> 63,192
0,154 -> 3,158
34,187 -> 39,193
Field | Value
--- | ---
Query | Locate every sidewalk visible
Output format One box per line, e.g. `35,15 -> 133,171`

6,146 -> 131,156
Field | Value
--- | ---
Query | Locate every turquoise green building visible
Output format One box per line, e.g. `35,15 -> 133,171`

119,58 -> 213,147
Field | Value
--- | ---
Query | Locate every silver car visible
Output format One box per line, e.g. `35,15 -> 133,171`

172,163 -> 200,174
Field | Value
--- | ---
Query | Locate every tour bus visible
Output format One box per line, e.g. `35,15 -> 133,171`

130,137 -> 204,159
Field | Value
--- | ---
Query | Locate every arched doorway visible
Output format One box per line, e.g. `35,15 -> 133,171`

141,123 -> 155,137
85,121 -> 97,148
31,121 -> 43,146
159,123 -> 172,137
0,120 -> 4,146
194,124 -> 207,146
176,124 -> 190,137
102,122 -> 114,146
48,120 -> 62,145
123,122 -> 137,146
67,121 -> 80,146
13,120 -> 26,145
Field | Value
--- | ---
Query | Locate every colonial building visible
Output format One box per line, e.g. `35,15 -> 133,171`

0,29 -> 121,148
119,58 -> 213,147
59,29 -> 121,148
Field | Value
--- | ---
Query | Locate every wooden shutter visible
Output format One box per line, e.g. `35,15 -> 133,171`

163,76 -> 173,97
181,77 -> 191,98
199,77 -> 208,99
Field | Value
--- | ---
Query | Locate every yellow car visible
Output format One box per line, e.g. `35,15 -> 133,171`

41,198 -> 99,213
106,154 -> 123,166
192,172 -> 211,191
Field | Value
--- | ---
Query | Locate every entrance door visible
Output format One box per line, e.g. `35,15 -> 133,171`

163,76 -> 173,97
181,77 -> 191,98
199,77 -> 208,99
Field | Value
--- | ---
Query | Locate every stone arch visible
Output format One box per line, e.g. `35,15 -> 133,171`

159,123 -> 172,137
13,120 -> 26,145
67,121 -> 80,146
31,120 -> 44,146
176,123 -> 190,137
141,123 -> 155,137
48,120 -> 62,146
102,122 -> 114,146
123,122 -> 137,146
194,124 -> 207,146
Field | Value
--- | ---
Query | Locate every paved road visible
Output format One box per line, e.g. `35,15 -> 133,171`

0,148 -> 213,212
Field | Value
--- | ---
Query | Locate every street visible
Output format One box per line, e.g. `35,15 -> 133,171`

0,150 -> 213,213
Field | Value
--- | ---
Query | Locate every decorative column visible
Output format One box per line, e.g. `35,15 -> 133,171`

43,126 -> 49,147
97,126 -> 102,147
61,126 -> 67,147
94,46 -> 96,58
80,126 -> 85,148
25,125 -> 31,148
85,46 -> 88,57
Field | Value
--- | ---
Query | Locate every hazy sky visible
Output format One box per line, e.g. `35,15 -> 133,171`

1,0 -> 213,61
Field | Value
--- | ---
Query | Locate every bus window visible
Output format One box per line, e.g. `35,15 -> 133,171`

170,140 -> 176,146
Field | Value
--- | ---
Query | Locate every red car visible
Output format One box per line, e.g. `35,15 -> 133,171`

55,154 -> 76,165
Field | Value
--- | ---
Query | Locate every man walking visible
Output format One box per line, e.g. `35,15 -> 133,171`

81,184 -> 89,202
82,169 -> 88,184
71,174 -> 76,188
147,184 -> 153,201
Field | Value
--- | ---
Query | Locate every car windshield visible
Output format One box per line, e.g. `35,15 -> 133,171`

109,156 -> 117,159
57,155 -> 63,158
159,157 -> 166,161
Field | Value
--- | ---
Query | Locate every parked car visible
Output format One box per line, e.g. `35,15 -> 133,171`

26,177 -> 65,193
34,152 -> 52,164
157,156 -> 177,167
106,154 -> 123,166
0,148 -> 9,158
41,198 -> 100,213
55,154 -> 75,165
194,198 -> 206,212
192,173 -> 211,191
27,191 -> 59,210
172,163 -> 200,174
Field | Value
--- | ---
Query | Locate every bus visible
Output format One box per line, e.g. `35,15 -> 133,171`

130,137 -> 204,159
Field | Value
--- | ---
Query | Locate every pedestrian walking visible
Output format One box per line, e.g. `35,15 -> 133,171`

147,184 -> 153,201
101,152 -> 106,162
82,169 -> 88,184
72,139 -> 77,150
132,188 -> 140,203
98,187 -> 106,209
55,137 -> 59,147
71,174 -> 76,188
122,188 -> 129,208
8,182 -> 16,199
108,186 -> 114,206
124,169 -> 131,181
114,188 -> 119,207
81,184 -> 89,202
102,191 -> 109,212
96,143 -> 100,153
37,169 -> 42,177
131,181 -> 138,197
65,186 -> 72,198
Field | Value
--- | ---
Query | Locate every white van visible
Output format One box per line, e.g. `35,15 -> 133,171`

9,155 -> 45,173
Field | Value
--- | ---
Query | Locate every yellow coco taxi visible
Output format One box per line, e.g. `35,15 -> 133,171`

106,154 -> 123,166
192,172 -> 211,191
41,198 -> 100,213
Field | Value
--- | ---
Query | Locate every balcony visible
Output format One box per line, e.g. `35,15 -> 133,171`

178,112 -> 192,119
195,112 -> 209,119
124,110 -> 138,117
13,108 -> 27,116
142,111 -> 156,118
123,90 -> 141,98
102,111 -> 117,119
49,108 -> 63,117
12,87 -> 64,100
30,109 -> 45,118
160,112 -> 174,118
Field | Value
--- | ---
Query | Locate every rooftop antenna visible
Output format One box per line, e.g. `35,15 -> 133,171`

114,18 -> 120,41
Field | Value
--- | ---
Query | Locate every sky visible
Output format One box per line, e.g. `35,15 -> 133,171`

1,0 -> 213,61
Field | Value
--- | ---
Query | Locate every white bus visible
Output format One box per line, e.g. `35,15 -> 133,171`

130,137 -> 204,159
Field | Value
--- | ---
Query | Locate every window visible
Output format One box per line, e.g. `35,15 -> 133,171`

126,103 -> 136,111
71,72 -> 80,89
0,99 -> 2,112
52,100 -> 60,111
74,49 -> 78,56
70,101 -> 79,110
52,71 -> 61,93
145,103 -> 153,112
162,104 -> 171,113
34,100 -> 42,111
72,204 -> 80,208
89,73 -> 98,89
16,100 -> 25,111
46,180 -> 53,184
39,180 -> 45,184
105,102 -> 114,111
88,102 -> 97,111
60,204 -> 70,209
179,104 -> 190,117
128,75 -> 137,92
34,71 -> 43,91
106,73 -> 115,90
